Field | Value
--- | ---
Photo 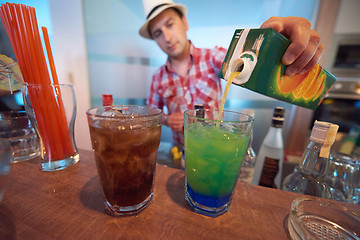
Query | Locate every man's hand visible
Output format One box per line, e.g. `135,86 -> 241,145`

261,16 -> 323,76
167,112 -> 184,133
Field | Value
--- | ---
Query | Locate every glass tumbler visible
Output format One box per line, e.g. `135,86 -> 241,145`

0,111 -> 40,163
184,109 -> 253,217
325,152 -> 360,204
87,105 -> 162,216
23,83 -> 79,171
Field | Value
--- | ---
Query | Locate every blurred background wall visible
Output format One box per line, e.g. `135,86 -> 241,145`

1,0 -> 359,152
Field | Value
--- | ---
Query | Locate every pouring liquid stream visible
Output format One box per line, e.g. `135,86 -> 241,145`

216,72 -> 240,127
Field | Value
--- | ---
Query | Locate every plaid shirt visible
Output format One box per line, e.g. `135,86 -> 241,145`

148,43 -> 227,144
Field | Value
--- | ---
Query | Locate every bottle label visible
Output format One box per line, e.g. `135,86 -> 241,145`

259,156 -> 279,188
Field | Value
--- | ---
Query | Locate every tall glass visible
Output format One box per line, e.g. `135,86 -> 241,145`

86,105 -> 162,216
184,109 -> 254,217
23,83 -> 79,171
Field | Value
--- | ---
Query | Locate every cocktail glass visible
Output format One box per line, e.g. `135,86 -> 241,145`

184,109 -> 253,217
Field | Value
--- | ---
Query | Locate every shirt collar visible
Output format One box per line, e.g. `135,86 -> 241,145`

164,40 -> 197,73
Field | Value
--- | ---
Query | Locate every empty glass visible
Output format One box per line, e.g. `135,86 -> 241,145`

324,152 -> 360,204
288,196 -> 360,240
0,111 -> 40,163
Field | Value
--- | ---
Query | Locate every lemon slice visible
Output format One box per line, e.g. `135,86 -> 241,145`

0,54 -> 24,92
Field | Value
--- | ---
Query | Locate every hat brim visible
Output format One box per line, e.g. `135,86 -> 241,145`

139,3 -> 187,40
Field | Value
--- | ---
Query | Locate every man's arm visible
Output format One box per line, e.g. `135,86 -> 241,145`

261,16 -> 323,76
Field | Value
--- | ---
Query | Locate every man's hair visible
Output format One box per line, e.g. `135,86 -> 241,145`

149,7 -> 184,39
172,7 -> 183,18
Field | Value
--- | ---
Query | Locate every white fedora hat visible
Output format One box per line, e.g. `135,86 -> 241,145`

139,0 -> 187,39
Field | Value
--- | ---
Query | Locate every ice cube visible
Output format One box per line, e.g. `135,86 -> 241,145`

96,106 -> 128,118
218,123 -> 236,134
132,128 -> 150,146
101,109 -> 125,118
95,106 -> 107,116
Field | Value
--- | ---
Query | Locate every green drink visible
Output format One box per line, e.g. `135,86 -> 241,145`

184,109 -> 253,217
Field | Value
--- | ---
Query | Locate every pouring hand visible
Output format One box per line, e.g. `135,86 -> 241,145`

261,16 -> 323,76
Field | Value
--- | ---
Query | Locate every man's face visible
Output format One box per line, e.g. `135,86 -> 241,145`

148,8 -> 189,59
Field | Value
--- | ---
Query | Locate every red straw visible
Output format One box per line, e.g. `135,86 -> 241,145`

0,3 -> 75,160
41,26 -> 59,85
29,5 -> 74,157
41,26 -> 74,155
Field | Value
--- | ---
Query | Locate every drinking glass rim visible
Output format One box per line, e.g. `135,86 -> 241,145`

330,151 -> 360,164
86,105 -> 163,119
0,110 -> 29,120
184,108 -> 254,123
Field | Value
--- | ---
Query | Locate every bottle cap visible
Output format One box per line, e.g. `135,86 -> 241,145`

194,104 -> 204,118
194,104 -> 204,110
271,107 -> 285,127
310,120 -> 339,158
102,94 -> 113,106
228,51 -> 257,85
273,107 -> 285,118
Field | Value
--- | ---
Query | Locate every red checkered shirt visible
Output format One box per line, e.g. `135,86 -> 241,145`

148,43 -> 227,144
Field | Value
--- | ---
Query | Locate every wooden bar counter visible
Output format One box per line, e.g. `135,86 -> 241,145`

0,149 -> 320,239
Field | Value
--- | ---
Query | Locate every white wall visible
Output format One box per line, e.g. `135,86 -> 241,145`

334,0 -> 360,34
49,0 -> 92,150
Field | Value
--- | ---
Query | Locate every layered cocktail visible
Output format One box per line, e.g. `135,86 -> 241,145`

184,109 -> 253,217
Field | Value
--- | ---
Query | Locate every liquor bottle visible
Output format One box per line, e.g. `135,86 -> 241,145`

102,94 -> 113,106
252,107 -> 285,188
282,121 -> 344,200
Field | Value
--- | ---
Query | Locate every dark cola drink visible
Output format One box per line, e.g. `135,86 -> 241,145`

87,105 -> 162,216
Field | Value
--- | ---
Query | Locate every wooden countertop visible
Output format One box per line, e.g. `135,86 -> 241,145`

0,149 -> 335,239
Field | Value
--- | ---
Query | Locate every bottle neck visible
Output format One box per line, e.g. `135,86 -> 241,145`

299,141 -> 329,178
263,126 -> 283,148
271,119 -> 283,128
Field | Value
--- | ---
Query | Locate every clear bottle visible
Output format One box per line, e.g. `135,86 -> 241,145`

252,107 -> 285,188
282,121 -> 344,201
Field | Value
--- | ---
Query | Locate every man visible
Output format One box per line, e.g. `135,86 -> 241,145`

139,0 -> 323,144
